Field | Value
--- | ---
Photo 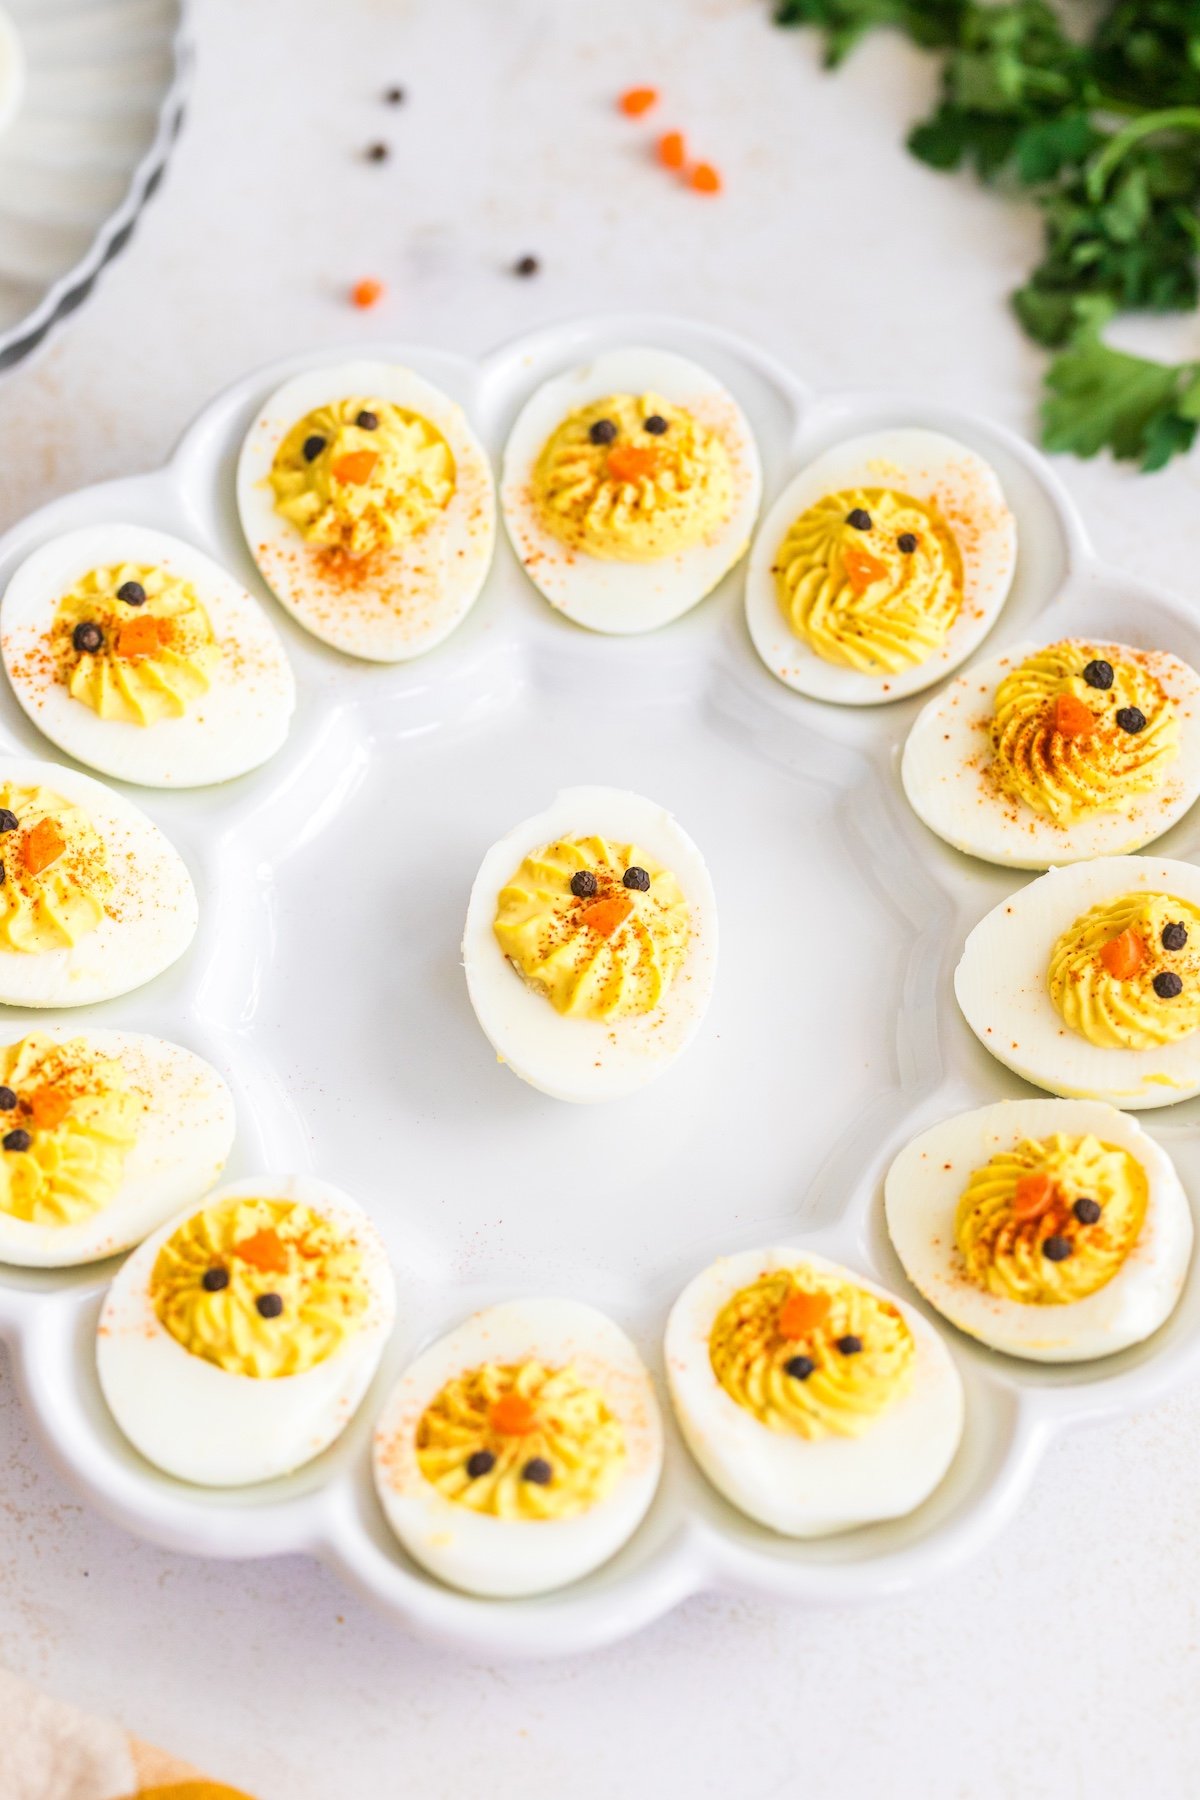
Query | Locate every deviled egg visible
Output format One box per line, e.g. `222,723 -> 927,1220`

372,1298 -> 662,1597
0,1029 -> 234,1267
501,347 -> 761,633
462,786 -> 718,1102
884,1098 -> 1192,1361
665,1247 -> 962,1536
237,359 -> 495,661
98,1176 -> 395,1486
903,638 -> 1200,868
745,428 -> 1017,703
0,758 -> 196,1007
957,854 -> 1200,1109
2,525 -> 296,787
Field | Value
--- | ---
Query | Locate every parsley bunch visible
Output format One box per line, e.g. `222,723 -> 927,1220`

774,0 -> 1200,470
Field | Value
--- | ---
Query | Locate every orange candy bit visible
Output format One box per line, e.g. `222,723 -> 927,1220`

1012,1170 -> 1057,1222
778,1289 -> 832,1340
29,1087 -> 69,1131
690,162 -> 722,194
23,818 -> 65,877
606,443 -> 658,482
114,614 -> 168,661
843,544 -> 889,594
579,892 -> 633,938
619,86 -> 658,116
490,1393 -> 538,1436
331,449 -> 379,486
1099,926 -> 1146,981
351,278 -> 383,309
658,130 -> 686,170
1053,692 -> 1095,737
231,1227 -> 289,1274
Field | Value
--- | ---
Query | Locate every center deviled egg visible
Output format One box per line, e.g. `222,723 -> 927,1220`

237,359 -> 496,662
501,347 -> 762,633
1,525 -> 296,787
665,1248 -> 962,1535
461,786 -> 718,1102
98,1176 -> 395,1486
0,1029 -> 234,1267
885,1099 -> 1192,1360
0,758 -> 196,1006
902,638 -> 1200,868
372,1298 -> 662,1597
745,428 -> 1017,703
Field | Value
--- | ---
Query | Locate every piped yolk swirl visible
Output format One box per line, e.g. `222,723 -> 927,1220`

493,835 -> 690,1021
990,641 -> 1178,824
532,392 -> 734,562
774,487 -> 963,671
956,1133 -> 1146,1304
416,1360 -> 626,1520
0,783 -> 110,954
0,1032 -> 142,1226
1048,892 -> 1200,1049
55,563 -> 220,726
708,1266 -> 914,1439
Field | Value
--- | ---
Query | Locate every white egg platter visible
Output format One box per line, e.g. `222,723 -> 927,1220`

1,314 -> 1200,1658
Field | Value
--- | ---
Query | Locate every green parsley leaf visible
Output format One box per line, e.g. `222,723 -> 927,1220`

1042,331 -> 1200,468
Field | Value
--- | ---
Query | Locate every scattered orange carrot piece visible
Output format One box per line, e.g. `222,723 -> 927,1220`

658,130 -> 686,170
232,1228 -> 289,1274
331,449 -> 379,485
1012,1170 -> 1057,1221
1099,926 -> 1146,980
619,86 -> 658,117
23,819 -> 64,877
606,443 -> 658,482
842,544 -> 889,594
778,1289 -> 832,1339
690,162 -> 722,194
29,1087 -> 69,1131
490,1394 -> 538,1436
351,278 -> 384,309
1053,692 -> 1095,737
579,892 -> 634,938
114,615 -> 168,660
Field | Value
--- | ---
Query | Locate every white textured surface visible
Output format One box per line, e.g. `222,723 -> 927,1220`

1,0 -> 1200,1794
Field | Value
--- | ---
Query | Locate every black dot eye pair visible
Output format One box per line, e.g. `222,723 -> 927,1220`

200,1266 -> 283,1317
844,511 -> 917,554
569,867 -> 650,897
587,416 -> 668,446
465,1450 -> 551,1484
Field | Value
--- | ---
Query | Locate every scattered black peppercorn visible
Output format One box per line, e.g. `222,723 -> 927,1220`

117,581 -> 146,607
836,1334 -> 863,1355
1043,1235 -> 1072,1261
72,621 -> 104,655
1116,705 -> 1146,734
1163,921 -> 1188,951
514,254 -> 540,278
622,866 -> 651,891
255,1292 -> 284,1319
521,1457 -> 552,1485
3,1129 -> 31,1153
846,509 -> 872,531
1083,659 -> 1114,690
365,142 -> 390,163
0,1088 -> 16,1111
897,532 -> 918,554
466,1449 -> 496,1478
0,811 -> 17,834
201,1266 -> 230,1292
302,434 -> 326,462
589,419 -> 617,445
1073,1198 -> 1102,1225
1154,971 -> 1184,999
384,86 -> 405,105
784,1354 -> 815,1380
644,414 -> 668,435
570,870 -> 598,898
356,410 -> 379,431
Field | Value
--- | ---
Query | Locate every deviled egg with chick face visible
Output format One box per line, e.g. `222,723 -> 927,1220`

745,428 -> 1017,703
462,786 -> 718,1102
885,1099 -> 1192,1361
373,1298 -> 662,1598
665,1247 -> 963,1536
2,525 -> 296,787
237,360 -> 496,662
98,1176 -> 395,1486
501,347 -> 762,633
0,758 -> 196,1007
903,638 -> 1200,868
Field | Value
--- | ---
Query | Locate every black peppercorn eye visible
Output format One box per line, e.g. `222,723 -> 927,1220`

302,434 -> 326,462
1073,1197 -> 1102,1225
1153,971 -> 1184,999
622,866 -> 651,892
0,868 -> 7,889
255,1292 -> 284,1319
1162,921 -> 1188,952
116,580 -> 146,607
2,1129 -> 31,1153
201,1266 -> 230,1293
0,811 -> 16,835
356,409 -> 379,430
1043,1235 -> 1072,1262
1083,659 -> 1114,690
0,1088 -> 16,1112
897,532 -> 918,554
514,254 -> 540,278
521,1457 -> 552,1485
846,508 -> 872,532
466,1449 -> 496,1479
643,414 -> 668,435
836,1334 -> 863,1356
588,418 -> 618,446
72,621 -> 104,655
570,869 -> 598,899
784,1354 -> 815,1381
1115,705 -> 1147,734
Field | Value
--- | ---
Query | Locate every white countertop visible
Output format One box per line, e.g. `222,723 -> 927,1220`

2,2 -> 1199,1793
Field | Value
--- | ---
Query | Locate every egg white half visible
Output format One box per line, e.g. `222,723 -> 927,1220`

97,1175 -> 396,1487
462,785 -> 718,1103
0,1030 -> 234,1267
1,524 -> 296,787
902,639 -> 1200,869
0,757 -> 196,1007
745,428 -> 1017,704
372,1297 -> 663,1598
884,1098 -> 1193,1361
237,360 -> 496,662
957,854 -> 1200,1109
500,346 -> 762,634
665,1246 -> 963,1536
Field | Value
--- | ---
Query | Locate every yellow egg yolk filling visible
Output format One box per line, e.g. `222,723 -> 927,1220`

55,563 -> 221,727
531,391 -> 734,562
416,1360 -> 626,1520
708,1266 -> 915,1439
774,486 -> 963,672
990,641 -> 1178,825
0,1032 -> 141,1227
956,1132 -> 1146,1304
493,835 -> 691,1021
270,397 -> 456,561
150,1196 -> 369,1379
1048,891 -> 1200,1050
0,783 -> 110,954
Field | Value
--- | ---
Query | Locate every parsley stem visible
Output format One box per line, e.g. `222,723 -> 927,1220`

1086,106 -> 1200,202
